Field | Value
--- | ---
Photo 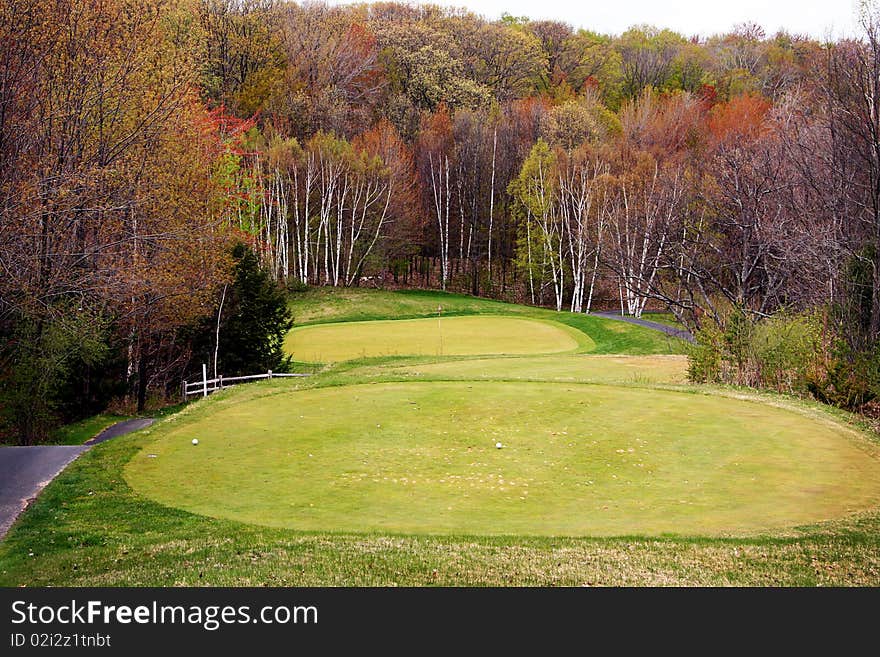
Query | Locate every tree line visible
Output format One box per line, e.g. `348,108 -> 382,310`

3,0 -> 880,442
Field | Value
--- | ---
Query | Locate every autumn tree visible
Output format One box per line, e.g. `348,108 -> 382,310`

558,30 -> 624,106
0,0 -> 234,437
525,20 -> 574,81
272,3 -> 387,138
452,17 -> 548,100
199,0 -> 285,115
617,26 -> 684,99
417,106 -> 456,289
539,91 -> 620,150
354,120 -> 424,282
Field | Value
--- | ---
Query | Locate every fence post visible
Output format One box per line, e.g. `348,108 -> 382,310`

219,374 -> 223,389
268,369 -> 273,379
182,380 -> 187,402
202,363 -> 208,397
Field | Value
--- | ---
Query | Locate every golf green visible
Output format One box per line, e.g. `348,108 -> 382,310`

284,315 -> 588,362
126,381 -> 880,536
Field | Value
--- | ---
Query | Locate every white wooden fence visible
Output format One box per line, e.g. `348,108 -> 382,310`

182,364 -> 310,399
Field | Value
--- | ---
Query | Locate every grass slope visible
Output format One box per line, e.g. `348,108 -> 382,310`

2,385 -> 879,586
49,414 -> 130,445
641,312 -> 686,330
286,315 -> 588,362
125,380 -> 880,536
287,288 -> 682,355
2,287 -> 879,586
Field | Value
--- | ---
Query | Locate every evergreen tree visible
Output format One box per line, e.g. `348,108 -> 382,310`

211,243 -> 294,377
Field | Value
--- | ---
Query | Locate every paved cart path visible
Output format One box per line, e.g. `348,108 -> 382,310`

593,311 -> 695,343
0,418 -> 154,539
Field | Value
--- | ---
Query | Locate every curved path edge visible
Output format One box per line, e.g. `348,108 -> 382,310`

593,311 -> 695,343
0,418 -> 155,540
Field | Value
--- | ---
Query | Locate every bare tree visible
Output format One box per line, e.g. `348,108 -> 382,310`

821,2 -> 880,340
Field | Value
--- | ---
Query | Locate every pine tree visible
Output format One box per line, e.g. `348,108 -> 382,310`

212,243 -> 294,377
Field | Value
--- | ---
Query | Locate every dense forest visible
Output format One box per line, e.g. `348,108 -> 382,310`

3,0 -> 880,443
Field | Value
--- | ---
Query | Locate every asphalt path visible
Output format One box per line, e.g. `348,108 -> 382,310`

0,418 -> 154,539
593,311 -> 695,343
85,417 -> 154,445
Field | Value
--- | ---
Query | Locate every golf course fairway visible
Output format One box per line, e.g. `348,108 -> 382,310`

126,381 -> 880,536
285,315 -> 588,362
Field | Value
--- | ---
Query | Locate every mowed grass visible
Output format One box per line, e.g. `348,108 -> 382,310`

286,315 -> 588,362
287,287 -> 682,355
3,379 -> 880,586
3,287 -> 880,586
371,354 -> 690,386
125,381 -> 880,537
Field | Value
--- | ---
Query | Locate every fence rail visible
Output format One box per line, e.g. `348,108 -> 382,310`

182,367 -> 310,399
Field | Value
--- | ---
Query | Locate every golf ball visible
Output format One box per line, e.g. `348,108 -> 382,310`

495,442 -> 503,449
192,438 -> 199,446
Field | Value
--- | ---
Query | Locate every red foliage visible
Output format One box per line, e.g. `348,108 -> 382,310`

199,105 -> 258,156
504,96 -> 550,148
355,119 -> 424,246
343,23 -> 386,98
697,84 -> 718,110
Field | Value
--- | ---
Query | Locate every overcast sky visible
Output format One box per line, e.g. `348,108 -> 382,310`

336,0 -> 865,39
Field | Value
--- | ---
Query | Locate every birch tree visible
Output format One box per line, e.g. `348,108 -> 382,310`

418,107 -> 456,289
511,140 -> 566,310
557,145 -> 609,313
607,152 -> 684,318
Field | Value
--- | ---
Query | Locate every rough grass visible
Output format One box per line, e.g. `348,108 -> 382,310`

125,380 -> 880,536
49,414 -> 130,445
286,315 -> 589,362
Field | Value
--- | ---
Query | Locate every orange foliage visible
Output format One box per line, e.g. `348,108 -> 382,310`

708,94 -> 772,145
505,96 -> 551,147
621,89 -> 707,159
355,118 -> 424,241
418,103 -> 455,154
345,23 -> 386,96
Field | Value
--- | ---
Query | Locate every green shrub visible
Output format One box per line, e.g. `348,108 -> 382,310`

722,308 -> 754,381
687,305 -> 754,385
286,279 -> 309,294
688,322 -> 724,383
750,313 -> 823,394
688,308 -> 825,395
807,343 -> 880,410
